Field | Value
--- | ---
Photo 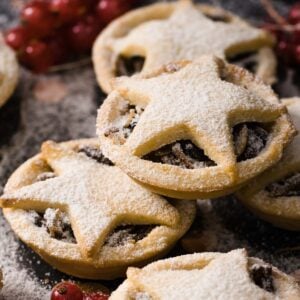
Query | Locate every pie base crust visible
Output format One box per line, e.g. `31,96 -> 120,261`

1,139 -> 196,279
0,38 -> 19,107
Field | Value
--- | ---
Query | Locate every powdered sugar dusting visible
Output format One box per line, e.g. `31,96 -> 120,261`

194,199 -> 300,274
112,249 -> 300,299
108,57 -> 282,160
111,1 -> 272,74
0,212 -> 50,300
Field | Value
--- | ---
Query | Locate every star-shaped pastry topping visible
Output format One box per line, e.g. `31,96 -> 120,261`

0,141 -> 180,258
122,250 -> 273,299
109,56 -> 284,178
111,0 -> 273,73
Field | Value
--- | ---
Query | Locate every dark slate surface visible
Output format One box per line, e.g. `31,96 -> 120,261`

0,1 -> 299,299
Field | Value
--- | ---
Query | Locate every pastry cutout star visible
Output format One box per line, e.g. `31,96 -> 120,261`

114,56 -> 284,177
0,141 -> 180,258
112,0 -> 273,73
124,250 -> 271,299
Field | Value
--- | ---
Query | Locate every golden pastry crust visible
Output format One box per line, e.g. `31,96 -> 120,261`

92,0 -> 276,93
0,37 -> 19,107
0,269 -> 2,290
0,139 -> 196,279
97,56 -> 295,200
110,249 -> 300,300
236,98 -> 300,231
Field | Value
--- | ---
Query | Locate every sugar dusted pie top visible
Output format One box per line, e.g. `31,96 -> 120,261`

0,141 -> 180,259
102,56 -> 284,174
110,249 -> 300,300
111,0 -> 273,74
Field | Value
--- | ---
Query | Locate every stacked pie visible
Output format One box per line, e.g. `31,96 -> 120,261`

236,98 -> 300,231
1,0 -> 300,298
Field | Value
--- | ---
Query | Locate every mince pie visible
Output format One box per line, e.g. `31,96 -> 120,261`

110,249 -> 300,300
0,139 -> 196,279
236,98 -> 300,231
92,0 -> 276,93
97,56 -> 295,199
0,38 -> 19,107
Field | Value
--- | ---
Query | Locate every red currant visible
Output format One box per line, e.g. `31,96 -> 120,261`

96,0 -> 131,24
289,4 -> 300,25
48,35 -> 69,65
293,44 -> 300,64
51,282 -> 84,300
83,292 -> 109,300
21,1 -> 57,37
66,14 -> 102,54
276,39 -> 294,65
4,26 -> 30,51
50,0 -> 87,24
20,40 -> 54,73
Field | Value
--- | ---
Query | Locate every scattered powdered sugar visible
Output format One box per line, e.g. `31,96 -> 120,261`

0,67 -> 100,194
195,198 -> 300,274
0,211 -> 50,300
0,1 -> 298,298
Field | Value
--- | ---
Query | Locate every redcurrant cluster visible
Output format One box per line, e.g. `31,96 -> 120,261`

5,0 -> 136,73
51,281 -> 109,300
264,3 -> 300,67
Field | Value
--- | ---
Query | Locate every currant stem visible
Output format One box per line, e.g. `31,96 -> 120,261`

261,0 -> 288,26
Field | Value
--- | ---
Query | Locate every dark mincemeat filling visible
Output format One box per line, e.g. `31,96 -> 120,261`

29,209 -> 76,243
104,224 -> 155,247
265,173 -> 300,198
228,51 -> 258,74
78,145 -> 114,166
143,123 -> 268,169
143,140 -> 216,169
116,55 -> 145,77
36,171 -> 56,182
104,103 -> 144,143
29,208 -> 155,245
250,264 -> 275,293
233,123 -> 268,162
121,104 -> 144,138
204,13 -> 230,23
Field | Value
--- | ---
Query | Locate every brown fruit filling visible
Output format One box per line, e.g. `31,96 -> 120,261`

228,51 -> 259,74
28,209 -> 76,244
265,173 -> 300,197
104,225 -> 155,247
142,123 -> 268,169
28,208 -> 156,246
249,264 -> 275,293
116,55 -> 145,77
143,140 -> 216,169
78,145 -> 114,166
